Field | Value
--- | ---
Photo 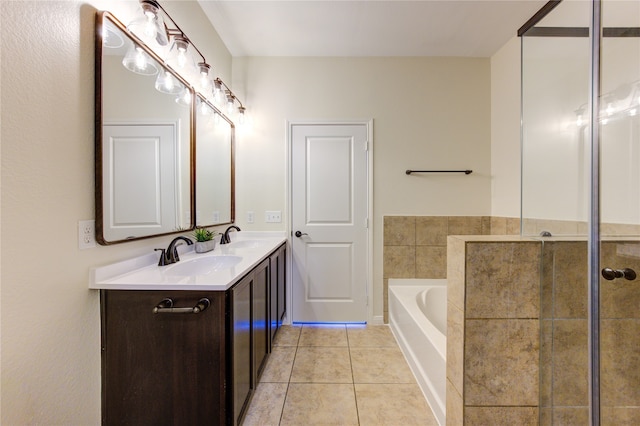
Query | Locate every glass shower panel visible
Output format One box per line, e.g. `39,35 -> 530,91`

521,1 -> 591,237
599,0 -> 640,422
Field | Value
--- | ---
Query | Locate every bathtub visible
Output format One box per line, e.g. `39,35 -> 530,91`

389,279 -> 447,426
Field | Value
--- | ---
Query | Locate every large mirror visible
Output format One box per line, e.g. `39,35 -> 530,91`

96,11 -> 235,244
195,95 -> 235,226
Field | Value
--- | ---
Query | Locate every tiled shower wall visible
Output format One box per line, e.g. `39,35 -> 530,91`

540,240 -> 640,424
382,216 -> 520,321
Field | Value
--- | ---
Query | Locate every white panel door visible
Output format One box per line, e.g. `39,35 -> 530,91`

291,123 -> 369,323
103,123 -> 178,240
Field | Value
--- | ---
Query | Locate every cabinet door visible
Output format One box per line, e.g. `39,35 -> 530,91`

101,290 -> 227,425
252,259 -> 269,384
269,251 -> 279,345
231,276 -> 252,425
277,245 -> 287,325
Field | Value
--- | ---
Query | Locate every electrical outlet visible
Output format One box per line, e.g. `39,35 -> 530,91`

247,211 -> 254,223
265,211 -> 282,223
79,220 -> 96,249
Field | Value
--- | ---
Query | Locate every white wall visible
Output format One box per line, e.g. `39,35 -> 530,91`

490,36 -> 522,218
232,56 -> 492,319
0,1 -> 231,424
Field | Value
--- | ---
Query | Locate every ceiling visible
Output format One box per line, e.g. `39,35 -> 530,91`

197,0 -> 549,58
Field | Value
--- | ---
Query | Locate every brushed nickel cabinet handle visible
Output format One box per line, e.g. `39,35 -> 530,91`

152,298 -> 210,314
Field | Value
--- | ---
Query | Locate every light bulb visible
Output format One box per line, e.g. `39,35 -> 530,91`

630,108 -> 638,117
198,64 -> 212,92
238,107 -> 246,125
214,112 -> 221,125
198,100 -> 212,116
176,89 -> 192,107
576,114 -> 584,127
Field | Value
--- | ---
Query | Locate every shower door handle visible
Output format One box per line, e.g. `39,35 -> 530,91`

601,267 -> 637,281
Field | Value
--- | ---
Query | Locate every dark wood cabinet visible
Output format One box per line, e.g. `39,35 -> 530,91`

269,244 -> 286,345
100,243 -> 286,426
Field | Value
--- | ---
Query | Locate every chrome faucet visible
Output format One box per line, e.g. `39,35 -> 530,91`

220,225 -> 241,244
155,236 -> 193,266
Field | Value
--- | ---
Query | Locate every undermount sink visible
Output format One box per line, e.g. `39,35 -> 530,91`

228,240 -> 264,249
164,255 -> 242,276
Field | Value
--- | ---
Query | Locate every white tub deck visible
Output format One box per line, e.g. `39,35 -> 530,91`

389,279 -> 447,426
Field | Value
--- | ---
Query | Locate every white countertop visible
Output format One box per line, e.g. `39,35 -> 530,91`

89,232 -> 287,291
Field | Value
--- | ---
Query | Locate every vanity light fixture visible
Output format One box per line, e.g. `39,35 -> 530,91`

125,0 -> 246,122
111,0 -> 248,122
176,88 -> 192,107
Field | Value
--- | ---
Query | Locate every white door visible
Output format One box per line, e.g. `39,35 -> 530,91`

103,123 -> 178,241
290,123 -> 369,323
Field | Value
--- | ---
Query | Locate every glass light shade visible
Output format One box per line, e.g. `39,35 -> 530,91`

175,88 -> 192,107
198,63 -> 213,93
167,36 -> 197,77
238,107 -> 246,125
122,44 -> 158,75
127,0 -> 169,48
197,98 -> 212,116
155,70 -> 183,94
102,21 -> 124,49
213,80 -> 224,105
226,94 -> 235,115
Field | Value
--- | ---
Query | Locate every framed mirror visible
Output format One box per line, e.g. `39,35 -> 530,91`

195,94 -> 235,227
96,11 -> 236,244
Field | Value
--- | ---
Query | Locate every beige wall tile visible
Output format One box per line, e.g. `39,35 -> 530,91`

540,241 -> 555,319
552,319 -> 588,406
552,407 -> 589,425
448,216 -> 483,236
465,319 -> 539,406
553,241 -> 588,319
416,246 -> 447,278
481,216 -> 492,235
540,319 -> 553,407
447,236 -> 466,311
464,406 -> 538,426
383,245 -> 415,278
446,379 -> 463,426
601,406 -> 640,426
446,302 -> 464,396
384,216 -> 416,246
416,216 -> 448,246
506,217 -> 521,235
490,216 -> 508,235
465,242 -> 540,319
601,319 -> 640,406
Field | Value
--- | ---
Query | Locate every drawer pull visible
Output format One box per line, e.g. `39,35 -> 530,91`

152,298 -> 210,314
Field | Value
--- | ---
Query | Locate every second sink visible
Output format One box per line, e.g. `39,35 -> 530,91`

164,255 -> 242,276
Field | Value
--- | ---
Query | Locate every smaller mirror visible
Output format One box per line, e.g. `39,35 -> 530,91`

195,95 -> 235,226
96,12 -> 194,244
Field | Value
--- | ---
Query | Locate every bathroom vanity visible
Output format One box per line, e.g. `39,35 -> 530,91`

91,235 -> 286,425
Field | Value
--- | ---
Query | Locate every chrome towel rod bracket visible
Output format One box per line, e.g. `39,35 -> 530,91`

406,169 -> 473,175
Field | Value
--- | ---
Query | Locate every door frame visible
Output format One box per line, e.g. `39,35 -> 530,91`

285,120 -> 376,324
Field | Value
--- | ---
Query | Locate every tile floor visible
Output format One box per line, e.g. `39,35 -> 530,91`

243,324 -> 439,425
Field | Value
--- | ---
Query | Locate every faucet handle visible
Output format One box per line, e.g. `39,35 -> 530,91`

154,248 -> 167,266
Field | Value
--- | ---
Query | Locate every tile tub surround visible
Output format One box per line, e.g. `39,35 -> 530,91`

446,235 -> 542,425
383,216 -> 520,321
243,324 -> 438,426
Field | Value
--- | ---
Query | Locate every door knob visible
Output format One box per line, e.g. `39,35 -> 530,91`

294,231 -> 308,238
601,267 -> 637,281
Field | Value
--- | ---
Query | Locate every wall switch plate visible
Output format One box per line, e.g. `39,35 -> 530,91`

265,211 -> 282,223
247,211 -> 254,223
79,220 -> 96,249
